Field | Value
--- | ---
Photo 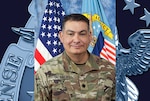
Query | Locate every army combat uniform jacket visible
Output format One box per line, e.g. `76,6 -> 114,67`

34,51 -> 116,101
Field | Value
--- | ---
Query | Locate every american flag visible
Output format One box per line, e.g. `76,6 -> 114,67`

34,0 -> 65,72
92,32 -> 116,65
82,0 -> 116,65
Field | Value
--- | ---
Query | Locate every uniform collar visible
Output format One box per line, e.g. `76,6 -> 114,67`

62,51 -> 99,74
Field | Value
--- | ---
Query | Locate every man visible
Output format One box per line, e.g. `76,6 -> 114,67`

34,14 -> 116,101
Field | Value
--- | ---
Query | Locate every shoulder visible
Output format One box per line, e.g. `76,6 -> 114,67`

91,53 -> 114,67
36,53 -> 64,75
91,54 -> 116,82
43,53 -> 62,66
90,53 -> 115,75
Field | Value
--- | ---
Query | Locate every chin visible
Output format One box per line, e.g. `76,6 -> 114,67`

72,51 -> 86,55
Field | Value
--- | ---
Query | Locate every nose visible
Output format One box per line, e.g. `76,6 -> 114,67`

73,34 -> 80,43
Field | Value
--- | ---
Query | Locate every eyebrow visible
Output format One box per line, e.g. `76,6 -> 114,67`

66,30 -> 74,33
66,30 -> 87,33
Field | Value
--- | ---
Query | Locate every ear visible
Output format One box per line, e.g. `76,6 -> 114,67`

89,31 -> 93,42
59,31 -> 63,43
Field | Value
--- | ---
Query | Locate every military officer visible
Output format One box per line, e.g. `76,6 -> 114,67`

34,14 -> 116,101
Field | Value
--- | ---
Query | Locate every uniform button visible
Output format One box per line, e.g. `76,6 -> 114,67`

82,84 -> 86,88
80,81 -> 88,90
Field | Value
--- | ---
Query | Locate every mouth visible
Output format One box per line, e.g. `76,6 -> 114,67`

71,45 -> 82,49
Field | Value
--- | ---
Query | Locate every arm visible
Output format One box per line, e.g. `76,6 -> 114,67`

34,70 -> 52,101
111,83 -> 116,101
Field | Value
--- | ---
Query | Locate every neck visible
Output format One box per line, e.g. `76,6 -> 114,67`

67,52 -> 89,64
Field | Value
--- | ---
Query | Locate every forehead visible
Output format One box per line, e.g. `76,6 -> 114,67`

64,21 -> 89,30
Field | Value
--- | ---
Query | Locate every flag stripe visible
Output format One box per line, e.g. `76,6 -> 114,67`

34,59 -> 40,72
100,49 -> 109,60
104,39 -> 116,52
100,39 -> 116,65
104,46 -> 116,57
100,49 -> 116,65
36,39 -> 52,61
104,46 -> 115,57
109,59 -> 116,65
100,47 -> 115,61
35,49 -> 46,65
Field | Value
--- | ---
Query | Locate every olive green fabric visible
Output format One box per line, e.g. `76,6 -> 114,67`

34,51 -> 116,101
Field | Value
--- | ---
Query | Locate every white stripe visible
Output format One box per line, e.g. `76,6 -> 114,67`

109,59 -> 116,65
101,53 -> 116,65
105,45 -> 116,54
104,44 -> 116,55
104,39 -> 116,48
100,53 -> 108,60
105,51 -> 116,64
105,50 -> 116,59
104,42 -> 116,54
100,49 -> 108,59
104,39 -> 116,63
36,39 -> 52,61
34,59 -> 40,71
100,47 -> 116,65
104,40 -> 115,51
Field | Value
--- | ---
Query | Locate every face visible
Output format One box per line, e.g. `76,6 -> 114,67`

59,21 -> 92,56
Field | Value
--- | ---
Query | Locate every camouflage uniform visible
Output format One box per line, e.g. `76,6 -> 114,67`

34,51 -> 116,101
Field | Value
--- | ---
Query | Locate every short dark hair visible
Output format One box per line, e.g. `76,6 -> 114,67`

62,13 -> 90,30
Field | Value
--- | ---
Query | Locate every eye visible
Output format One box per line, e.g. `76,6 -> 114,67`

80,32 -> 87,36
80,33 -> 86,35
67,32 -> 74,36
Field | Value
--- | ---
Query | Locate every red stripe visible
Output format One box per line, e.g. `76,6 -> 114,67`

104,40 -> 116,50
101,51 -> 116,64
104,41 -> 116,56
105,47 -> 116,56
34,70 -> 36,74
100,48 -> 109,60
105,47 -> 116,62
108,54 -> 116,62
100,44 -> 116,64
35,49 -> 46,65
100,52 -> 109,60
